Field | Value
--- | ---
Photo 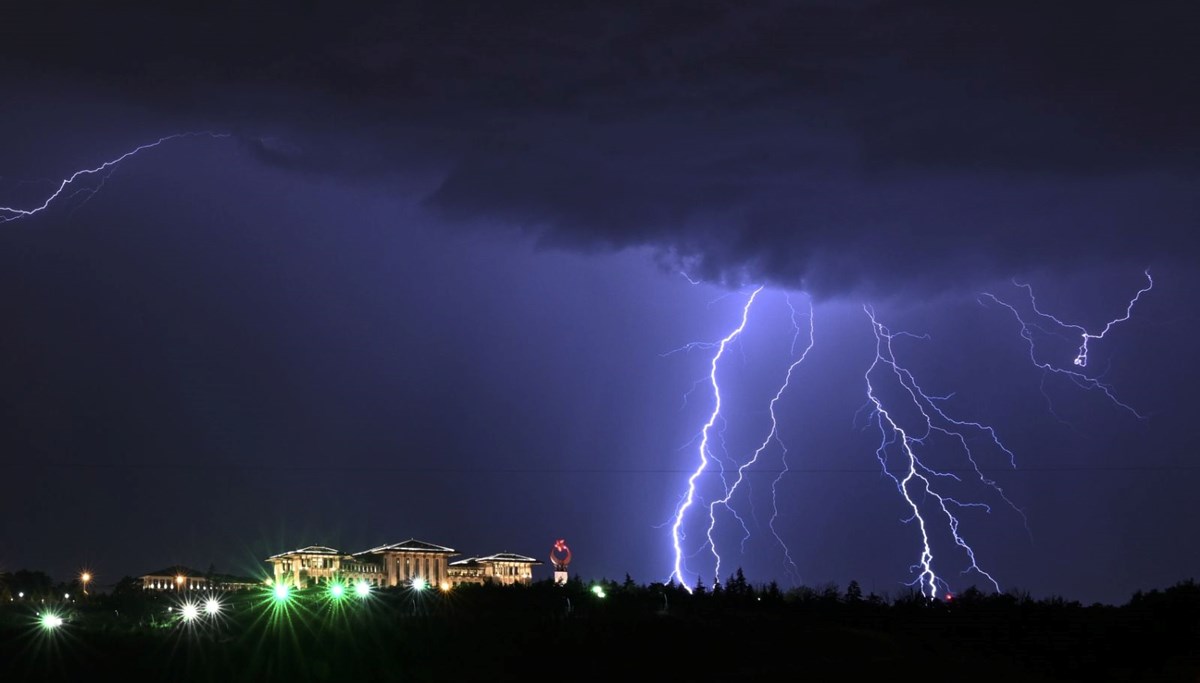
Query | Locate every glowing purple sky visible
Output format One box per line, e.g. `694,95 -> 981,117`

0,1 -> 1196,603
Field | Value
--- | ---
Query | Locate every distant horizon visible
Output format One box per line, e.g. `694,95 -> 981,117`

6,562 -> 1196,608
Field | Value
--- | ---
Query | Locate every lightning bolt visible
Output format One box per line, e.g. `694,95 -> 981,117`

863,306 -> 1017,599
705,293 -> 815,586
0,131 -> 231,224
768,295 -> 815,585
669,285 -> 764,591
980,270 -> 1152,418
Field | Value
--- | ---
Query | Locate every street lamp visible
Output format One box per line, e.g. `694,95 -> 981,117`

204,597 -> 222,616
80,572 -> 92,596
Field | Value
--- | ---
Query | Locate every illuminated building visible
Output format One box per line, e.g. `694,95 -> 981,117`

266,539 -> 456,589
266,546 -> 385,589
448,552 -> 542,586
140,565 -> 261,591
265,540 -> 541,589
354,539 -> 457,588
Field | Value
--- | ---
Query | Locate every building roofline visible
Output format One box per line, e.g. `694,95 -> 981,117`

353,538 -> 457,555
266,545 -> 348,560
477,553 -> 543,564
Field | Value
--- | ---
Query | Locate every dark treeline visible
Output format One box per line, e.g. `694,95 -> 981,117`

1,569 -> 1198,681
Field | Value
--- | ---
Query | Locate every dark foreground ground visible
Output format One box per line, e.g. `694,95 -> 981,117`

2,578 -> 1198,682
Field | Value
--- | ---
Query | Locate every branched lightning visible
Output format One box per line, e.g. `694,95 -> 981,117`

863,306 -> 1018,599
706,294 -> 815,586
669,286 -> 763,591
768,295 -> 815,584
980,270 -> 1153,418
0,132 -> 231,224
13,133 -> 1154,606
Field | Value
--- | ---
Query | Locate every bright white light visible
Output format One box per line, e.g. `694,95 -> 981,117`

354,582 -> 370,597
204,598 -> 221,616
181,602 -> 200,622
40,613 -> 64,630
411,577 -> 427,591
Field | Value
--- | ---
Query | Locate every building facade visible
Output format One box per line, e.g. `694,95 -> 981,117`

266,546 -> 384,589
266,539 -> 457,589
448,552 -> 542,586
355,539 -> 457,588
140,565 -> 261,591
264,540 -> 540,589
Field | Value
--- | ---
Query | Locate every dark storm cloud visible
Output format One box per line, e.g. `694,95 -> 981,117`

4,0 -> 1197,296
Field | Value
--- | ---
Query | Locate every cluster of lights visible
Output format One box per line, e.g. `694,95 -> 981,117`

31,574 -> 455,637
591,585 -> 607,599
266,580 -> 381,605
39,612 -> 65,631
170,596 -> 226,624
323,581 -> 372,600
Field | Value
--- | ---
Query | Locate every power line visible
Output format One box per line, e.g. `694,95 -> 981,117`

2,462 -> 1198,474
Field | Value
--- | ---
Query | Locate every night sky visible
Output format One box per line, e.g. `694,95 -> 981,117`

1,1 -> 1197,605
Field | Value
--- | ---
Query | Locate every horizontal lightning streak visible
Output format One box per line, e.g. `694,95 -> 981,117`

1,132 -> 231,224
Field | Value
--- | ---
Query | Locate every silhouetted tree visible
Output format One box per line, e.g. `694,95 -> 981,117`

819,582 -> 840,604
957,585 -> 984,604
764,580 -> 783,603
112,575 -> 143,598
727,568 -> 750,597
786,585 -> 816,603
8,569 -> 53,598
845,580 -> 863,603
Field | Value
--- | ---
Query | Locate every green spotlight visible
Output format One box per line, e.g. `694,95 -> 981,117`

591,585 -> 607,598
354,581 -> 370,597
273,583 -> 290,601
39,612 -> 64,630
329,583 -> 345,599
